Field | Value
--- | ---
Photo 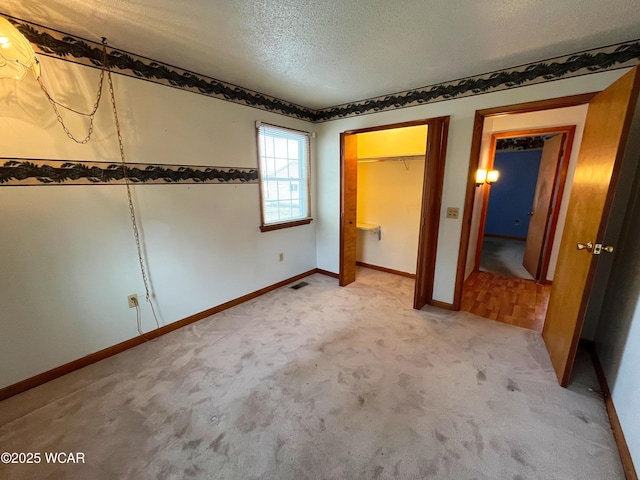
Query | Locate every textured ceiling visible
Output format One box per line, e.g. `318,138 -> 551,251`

2,1 -> 640,109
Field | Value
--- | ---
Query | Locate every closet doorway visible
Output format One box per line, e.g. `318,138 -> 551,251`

339,117 -> 449,309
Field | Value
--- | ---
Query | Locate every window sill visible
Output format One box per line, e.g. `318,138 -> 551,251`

260,218 -> 313,232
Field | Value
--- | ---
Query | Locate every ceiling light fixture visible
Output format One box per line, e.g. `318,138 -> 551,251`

0,15 -> 107,144
0,16 -> 40,80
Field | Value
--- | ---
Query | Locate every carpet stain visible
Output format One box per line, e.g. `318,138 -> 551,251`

507,378 -> 521,392
398,373 -> 412,389
358,394 -> 365,407
573,411 -> 591,424
275,436 -> 286,461
158,464 -> 179,480
183,439 -> 202,450
352,367 -> 369,379
510,446 -> 535,469
235,390 -> 275,432
476,369 -> 487,383
418,457 -> 438,476
209,432 -> 226,452
236,419 -> 256,433
183,465 -> 204,478
489,438 -> 502,453
435,431 -> 448,443
415,355 -> 434,368
393,460 -> 401,477
468,419 -> 484,456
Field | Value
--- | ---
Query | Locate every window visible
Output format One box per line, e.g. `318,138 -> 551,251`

257,123 -> 312,231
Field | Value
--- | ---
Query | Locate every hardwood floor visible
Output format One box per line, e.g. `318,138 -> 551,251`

461,271 -> 551,331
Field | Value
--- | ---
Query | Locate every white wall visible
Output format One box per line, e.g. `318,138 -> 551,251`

316,69 -> 628,304
0,55 -> 316,388
465,105 -> 590,281
356,158 -> 425,274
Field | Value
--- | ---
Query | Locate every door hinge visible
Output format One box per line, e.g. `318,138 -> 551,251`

593,243 -> 614,255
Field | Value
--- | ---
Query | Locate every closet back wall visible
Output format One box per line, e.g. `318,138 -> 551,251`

356,126 -> 427,275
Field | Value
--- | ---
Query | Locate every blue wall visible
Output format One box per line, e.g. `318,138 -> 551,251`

485,150 -> 543,238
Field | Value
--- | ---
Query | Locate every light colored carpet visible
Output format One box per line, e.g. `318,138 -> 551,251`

480,236 -> 535,280
0,268 -> 623,479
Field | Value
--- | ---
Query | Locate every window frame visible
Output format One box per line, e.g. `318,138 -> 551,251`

256,122 -> 312,232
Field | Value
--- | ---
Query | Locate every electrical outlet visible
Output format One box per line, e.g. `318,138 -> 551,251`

446,207 -> 460,219
127,294 -> 138,308
279,252 -> 284,262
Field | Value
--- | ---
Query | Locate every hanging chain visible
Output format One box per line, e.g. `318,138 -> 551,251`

35,37 -> 159,335
37,47 -> 107,144
104,42 -> 149,301
102,40 -> 161,332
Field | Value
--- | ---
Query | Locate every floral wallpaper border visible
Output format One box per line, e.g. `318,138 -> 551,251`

7,16 -> 316,122
314,42 -> 640,121
4,14 -> 640,123
0,158 -> 258,186
496,136 -> 552,151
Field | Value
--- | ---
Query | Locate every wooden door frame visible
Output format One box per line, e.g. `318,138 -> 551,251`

453,92 -> 597,310
339,131 -> 358,286
473,126 -> 577,283
339,117 -> 449,308
414,117 -> 449,309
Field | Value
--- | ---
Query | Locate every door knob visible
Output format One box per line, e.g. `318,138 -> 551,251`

602,245 -> 614,253
576,242 -> 593,252
528,211 -> 534,216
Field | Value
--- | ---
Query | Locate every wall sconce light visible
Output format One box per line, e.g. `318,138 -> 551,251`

0,16 -> 40,80
475,169 -> 487,187
475,168 -> 499,187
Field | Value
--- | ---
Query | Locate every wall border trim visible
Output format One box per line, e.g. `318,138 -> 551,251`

0,158 -> 258,186
4,13 -> 640,123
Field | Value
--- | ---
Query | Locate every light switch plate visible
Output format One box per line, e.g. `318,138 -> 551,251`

446,207 -> 459,219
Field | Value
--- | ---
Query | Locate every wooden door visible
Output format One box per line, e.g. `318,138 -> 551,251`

339,133 -> 358,286
414,117 -> 448,309
543,67 -> 640,386
522,134 -> 565,278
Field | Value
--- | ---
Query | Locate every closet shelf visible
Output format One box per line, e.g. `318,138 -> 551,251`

357,222 -> 381,240
357,154 -> 424,163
